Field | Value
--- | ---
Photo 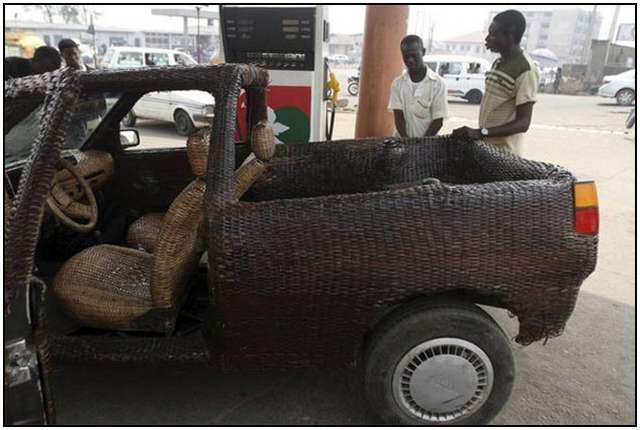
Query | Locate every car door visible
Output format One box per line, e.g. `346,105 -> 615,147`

465,62 -> 486,95
141,52 -> 173,121
439,61 -> 464,97
4,68 -> 82,425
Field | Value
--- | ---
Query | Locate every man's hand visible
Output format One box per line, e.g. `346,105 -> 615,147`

452,126 -> 482,140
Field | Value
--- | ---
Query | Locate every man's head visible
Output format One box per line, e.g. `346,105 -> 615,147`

58,38 -> 81,69
31,46 -> 62,74
485,10 -> 526,53
400,35 -> 426,74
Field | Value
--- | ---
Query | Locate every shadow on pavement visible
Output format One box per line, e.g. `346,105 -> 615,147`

54,291 -> 635,425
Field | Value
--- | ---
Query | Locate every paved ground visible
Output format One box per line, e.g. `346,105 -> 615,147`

54,292 -> 634,425
54,90 -> 636,425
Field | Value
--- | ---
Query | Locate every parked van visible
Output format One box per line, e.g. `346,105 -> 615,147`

101,47 -> 198,69
423,55 -> 491,104
104,47 -> 214,135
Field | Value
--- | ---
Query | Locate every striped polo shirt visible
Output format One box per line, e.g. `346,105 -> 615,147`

479,51 -> 539,155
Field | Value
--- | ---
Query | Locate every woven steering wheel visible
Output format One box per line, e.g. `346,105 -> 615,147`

45,158 -> 98,233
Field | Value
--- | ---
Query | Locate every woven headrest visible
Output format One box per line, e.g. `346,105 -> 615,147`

251,121 -> 276,161
186,127 -> 210,179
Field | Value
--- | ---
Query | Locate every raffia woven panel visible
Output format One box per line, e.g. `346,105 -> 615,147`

53,244 -> 153,331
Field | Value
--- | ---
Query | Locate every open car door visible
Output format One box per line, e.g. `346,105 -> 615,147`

4,68 -> 81,425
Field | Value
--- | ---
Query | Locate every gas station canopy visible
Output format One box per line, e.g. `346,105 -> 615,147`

151,8 -> 219,19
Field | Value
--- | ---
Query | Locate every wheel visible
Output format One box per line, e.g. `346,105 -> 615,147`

616,88 -> 635,106
121,110 -> 136,128
465,89 -> 483,105
348,82 -> 359,96
364,300 -> 515,425
174,109 -> 196,136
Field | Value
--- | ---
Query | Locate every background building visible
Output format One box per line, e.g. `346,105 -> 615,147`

438,31 -> 488,57
328,33 -> 363,62
487,8 -> 602,65
5,18 -> 219,62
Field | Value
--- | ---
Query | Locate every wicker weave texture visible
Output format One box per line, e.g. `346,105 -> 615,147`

53,245 -> 154,330
251,120 -> 276,161
186,127 -> 212,179
211,137 -> 598,367
126,213 -> 164,253
151,179 -> 207,309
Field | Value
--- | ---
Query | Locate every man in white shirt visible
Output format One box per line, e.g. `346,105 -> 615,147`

388,35 -> 448,138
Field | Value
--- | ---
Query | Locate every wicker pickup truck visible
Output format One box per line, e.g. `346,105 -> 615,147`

4,65 -> 598,426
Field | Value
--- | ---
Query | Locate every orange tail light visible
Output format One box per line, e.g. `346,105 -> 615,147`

574,180 -> 599,235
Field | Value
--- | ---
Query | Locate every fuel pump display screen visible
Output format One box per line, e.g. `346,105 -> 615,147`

221,7 -> 316,70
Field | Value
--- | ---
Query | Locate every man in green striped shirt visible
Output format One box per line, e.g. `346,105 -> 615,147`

453,10 -> 539,156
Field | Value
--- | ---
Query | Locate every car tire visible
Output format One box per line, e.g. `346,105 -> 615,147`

364,299 -> 514,425
616,88 -> 635,106
121,111 -> 136,128
174,109 -> 196,136
465,89 -> 483,105
348,82 -> 359,96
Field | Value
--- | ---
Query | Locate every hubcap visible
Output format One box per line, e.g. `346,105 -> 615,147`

619,91 -> 634,105
392,338 -> 494,424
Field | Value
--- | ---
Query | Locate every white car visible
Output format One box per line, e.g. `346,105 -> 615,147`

598,69 -> 635,106
105,47 -> 215,135
122,90 -> 215,136
328,54 -> 350,64
424,55 -> 490,104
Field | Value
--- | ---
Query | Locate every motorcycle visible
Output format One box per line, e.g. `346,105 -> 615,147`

347,75 -> 359,96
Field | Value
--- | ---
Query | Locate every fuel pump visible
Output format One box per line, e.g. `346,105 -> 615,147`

220,5 -> 331,143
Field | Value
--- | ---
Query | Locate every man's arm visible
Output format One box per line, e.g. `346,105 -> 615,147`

452,102 -> 534,139
393,110 -> 409,138
424,118 -> 443,136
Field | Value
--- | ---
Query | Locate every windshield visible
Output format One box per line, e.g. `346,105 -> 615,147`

4,91 -> 121,165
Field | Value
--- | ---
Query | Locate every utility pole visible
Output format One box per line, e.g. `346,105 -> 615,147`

603,5 -> 621,67
583,5 -> 597,64
88,13 -> 97,67
583,5 -> 597,88
196,6 -> 201,64
427,22 -> 434,54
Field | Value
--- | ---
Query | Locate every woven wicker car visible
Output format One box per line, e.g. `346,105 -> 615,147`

4,65 -> 598,426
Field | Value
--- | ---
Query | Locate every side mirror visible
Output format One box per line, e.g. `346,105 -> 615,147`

119,129 -> 140,148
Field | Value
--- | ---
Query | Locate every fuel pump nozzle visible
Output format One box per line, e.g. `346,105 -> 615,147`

325,71 -> 341,140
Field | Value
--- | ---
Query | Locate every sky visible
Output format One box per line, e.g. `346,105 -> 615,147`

4,4 -> 635,41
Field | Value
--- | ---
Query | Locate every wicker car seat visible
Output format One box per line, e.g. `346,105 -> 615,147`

127,122 -> 275,253
53,123 -> 275,332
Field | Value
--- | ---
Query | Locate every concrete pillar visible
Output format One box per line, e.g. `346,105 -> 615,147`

355,5 -> 409,138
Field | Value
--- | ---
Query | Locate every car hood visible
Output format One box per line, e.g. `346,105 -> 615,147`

172,90 -> 215,105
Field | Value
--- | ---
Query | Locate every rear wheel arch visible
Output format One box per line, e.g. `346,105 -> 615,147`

359,291 -> 508,362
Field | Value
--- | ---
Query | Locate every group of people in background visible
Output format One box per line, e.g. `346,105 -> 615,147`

6,8 -> 540,157
389,9 -> 539,156
4,38 -> 89,80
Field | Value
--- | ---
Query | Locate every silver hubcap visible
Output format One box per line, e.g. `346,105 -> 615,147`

392,338 -> 494,424
619,91 -> 634,105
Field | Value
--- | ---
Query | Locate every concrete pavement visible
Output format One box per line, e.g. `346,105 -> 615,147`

54,292 -> 634,425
